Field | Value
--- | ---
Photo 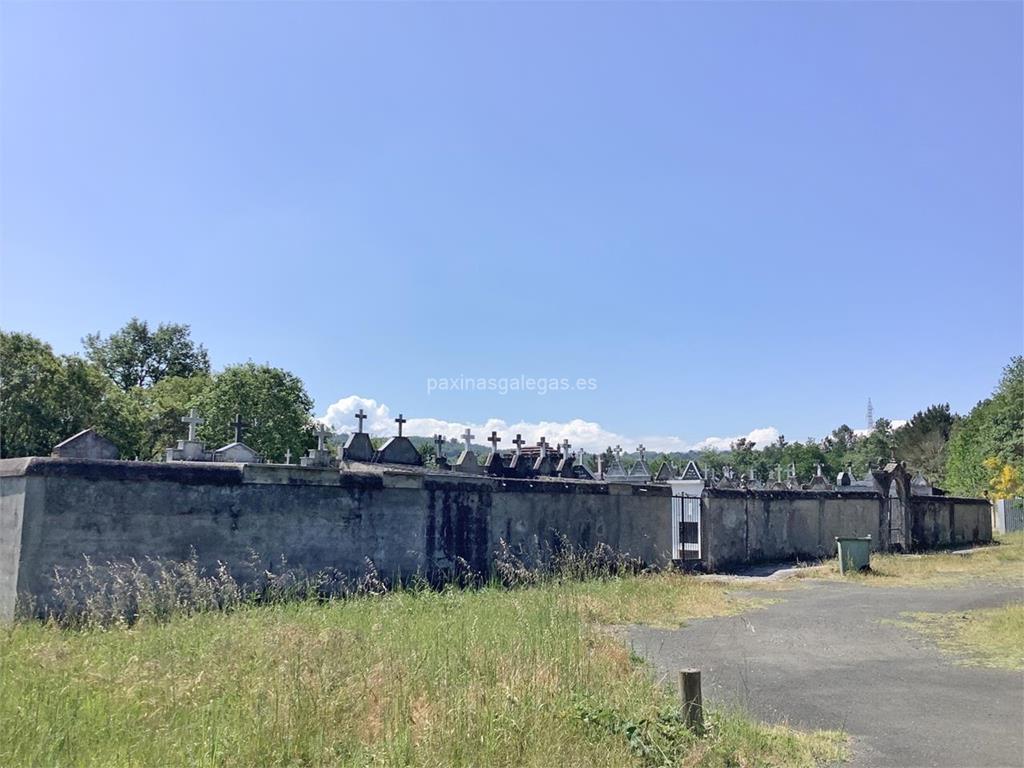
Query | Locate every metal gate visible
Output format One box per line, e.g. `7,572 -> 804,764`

887,486 -> 906,551
672,495 -> 701,561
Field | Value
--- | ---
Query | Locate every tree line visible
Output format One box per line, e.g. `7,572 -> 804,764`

597,358 -> 1022,499
1,319 -> 318,463
1,320 -> 1020,498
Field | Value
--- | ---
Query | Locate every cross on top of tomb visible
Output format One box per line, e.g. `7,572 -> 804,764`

636,444 -> 646,461
284,448 -> 292,464
537,437 -> 548,457
181,407 -> 204,442
395,413 -> 407,437
560,438 -> 571,456
315,422 -> 330,451
512,433 -> 525,454
488,431 -> 501,451
434,433 -> 445,453
231,413 -> 249,443
355,408 -> 367,434
614,445 -> 622,459
462,428 -> 475,449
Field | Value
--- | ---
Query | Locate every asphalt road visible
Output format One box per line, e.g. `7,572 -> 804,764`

627,579 -> 1024,768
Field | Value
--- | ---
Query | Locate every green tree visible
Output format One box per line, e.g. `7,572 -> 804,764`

83,318 -> 210,391
946,356 -> 1024,497
1,331 -> 66,457
134,374 -> 214,460
194,362 -> 315,462
0,331 -> 142,458
851,418 -> 895,474
894,404 -> 956,485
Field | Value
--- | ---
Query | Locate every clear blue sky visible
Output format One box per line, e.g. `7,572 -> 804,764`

1,1 -> 1021,450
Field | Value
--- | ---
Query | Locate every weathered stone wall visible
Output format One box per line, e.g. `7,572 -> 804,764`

702,489 -> 883,570
0,458 -> 672,619
909,496 -> 992,550
0,457 -> 995,619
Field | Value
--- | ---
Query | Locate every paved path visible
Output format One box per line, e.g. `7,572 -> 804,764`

628,580 -> 1024,768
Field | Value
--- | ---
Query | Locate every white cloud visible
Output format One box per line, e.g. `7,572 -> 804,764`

318,395 -> 780,454
853,419 -> 908,438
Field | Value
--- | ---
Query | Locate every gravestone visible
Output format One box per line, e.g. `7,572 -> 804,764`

433,433 -> 449,470
628,444 -> 652,483
453,428 -> 483,474
804,463 -> 832,491
342,408 -> 375,462
571,450 -> 595,480
374,413 -> 422,466
165,408 -> 213,462
483,430 -> 505,476
604,445 -> 628,481
532,437 -> 555,476
51,428 -> 120,460
654,460 -> 675,483
213,442 -> 261,463
555,438 -> 575,478
213,414 -> 262,463
836,463 -> 855,487
507,433 -> 533,478
744,469 -> 764,491
785,462 -> 801,490
301,423 -> 335,468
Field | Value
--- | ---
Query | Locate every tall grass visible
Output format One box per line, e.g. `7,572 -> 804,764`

1,555 -> 845,767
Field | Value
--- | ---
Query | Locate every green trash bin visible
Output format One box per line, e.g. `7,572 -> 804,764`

835,536 -> 871,575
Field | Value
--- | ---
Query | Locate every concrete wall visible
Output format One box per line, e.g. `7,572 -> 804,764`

0,458 -> 673,618
703,489 -> 994,570
702,489 -> 883,570
909,496 -> 993,549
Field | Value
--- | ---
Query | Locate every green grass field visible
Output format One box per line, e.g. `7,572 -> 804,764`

899,602 -> 1024,671
800,531 -> 1024,587
0,574 -> 846,767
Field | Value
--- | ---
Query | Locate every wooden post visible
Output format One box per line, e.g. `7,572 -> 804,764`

678,669 -> 703,733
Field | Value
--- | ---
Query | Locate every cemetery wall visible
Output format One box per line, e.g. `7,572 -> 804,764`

909,496 -> 993,550
0,458 -> 672,619
701,489 -> 885,570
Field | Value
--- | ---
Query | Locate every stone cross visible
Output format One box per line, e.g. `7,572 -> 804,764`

284,448 -> 292,464
788,462 -> 797,478
636,444 -> 646,461
231,414 -> 249,443
462,428 -> 475,450
488,431 -> 501,452
816,463 -> 824,477
512,433 -> 525,455
537,437 -> 548,457
315,423 -> 330,451
614,445 -> 622,459
560,438 -> 571,457
433,433 -> 445,456
775,465 -> 783,482
578,449 -> 586,466
597,453 -> 604,476
181,407 -> 204,442
355,408 -> 367,434
394,413 -> 407,437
